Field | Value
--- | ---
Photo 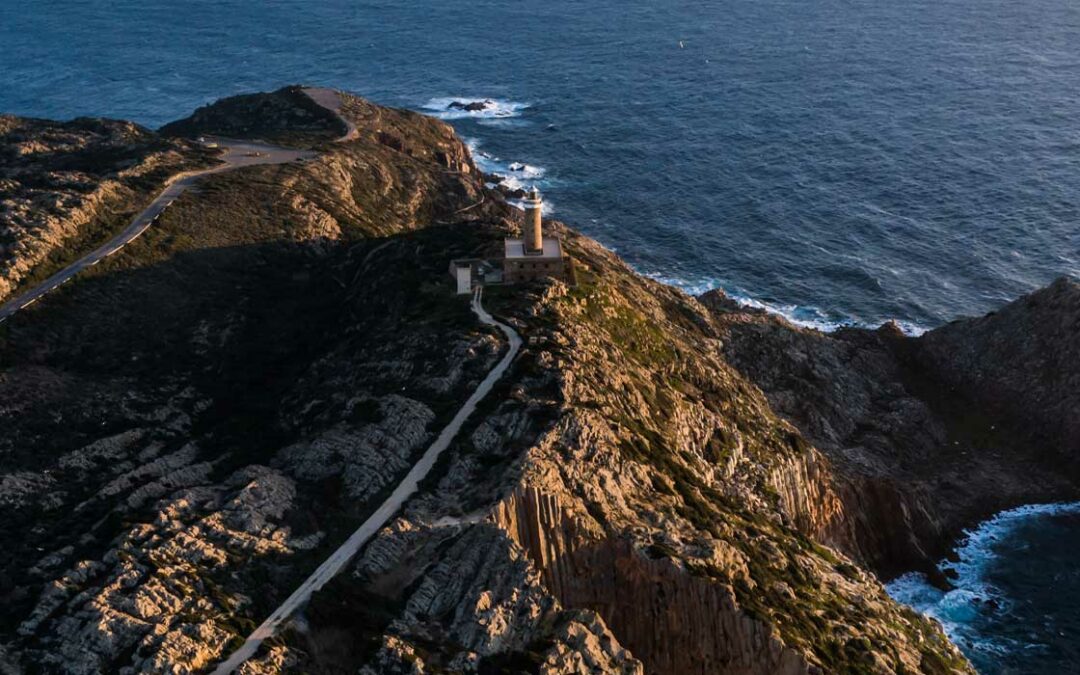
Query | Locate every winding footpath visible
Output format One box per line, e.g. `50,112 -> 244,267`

0,87 -> 521,671
0,87 -> 357,324
211,286 -> 521,674
302,86 -> 360,142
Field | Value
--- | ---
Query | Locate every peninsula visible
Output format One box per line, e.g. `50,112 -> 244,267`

0,86 -> 1076,675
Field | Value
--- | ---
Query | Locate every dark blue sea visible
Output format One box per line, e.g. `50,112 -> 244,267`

1,0 -> 1078,671
888,505 -> 1080,674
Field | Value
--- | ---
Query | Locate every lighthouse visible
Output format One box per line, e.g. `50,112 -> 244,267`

499,186 -> 568,284
523,188 -> 544,254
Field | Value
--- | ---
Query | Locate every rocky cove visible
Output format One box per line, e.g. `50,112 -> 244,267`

0,87 -> 1076,674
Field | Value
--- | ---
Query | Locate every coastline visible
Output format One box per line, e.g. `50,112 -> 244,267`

1,86 -> 1076,674
888,502 -> 1080,672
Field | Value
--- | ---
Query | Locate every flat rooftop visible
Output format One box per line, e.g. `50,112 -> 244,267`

504,237 -> 563,260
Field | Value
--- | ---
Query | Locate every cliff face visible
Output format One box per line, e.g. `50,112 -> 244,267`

281,231 -> 968,675
707,278 -> 1080,577
917,277 -> 1079,458
1,87 -> 1072,674
0,115 -> 213,303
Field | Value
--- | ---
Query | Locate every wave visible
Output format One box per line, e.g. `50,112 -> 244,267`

421,97 -> 530,123
463,138 -> 554,215
465,138 -> 544,183
506,196 -> 555,216
640,271 -> 928,335
886,502 -> 1080,666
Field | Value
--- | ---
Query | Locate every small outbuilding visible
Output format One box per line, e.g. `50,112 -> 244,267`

452,262 -> 472,294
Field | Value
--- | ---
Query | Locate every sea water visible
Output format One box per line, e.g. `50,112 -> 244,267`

887,504 -> 1080,673
2,0 -> 1079,670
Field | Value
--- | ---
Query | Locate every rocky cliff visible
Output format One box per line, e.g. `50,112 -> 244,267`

0,87 -> 1074,674
0,115 -> 214,303
706,277 -> 1080,578
158,86 -> 346,147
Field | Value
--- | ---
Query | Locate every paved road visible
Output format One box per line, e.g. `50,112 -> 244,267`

0,140 -> 315,324
210,286 -> 521,674
0,88 -> 361,324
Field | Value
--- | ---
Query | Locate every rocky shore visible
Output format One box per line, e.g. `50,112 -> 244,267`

0,86 -> 1075,674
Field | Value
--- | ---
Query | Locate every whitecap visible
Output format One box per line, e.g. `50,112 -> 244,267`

421,96 -> 530,122
506,196 -> 555,216
941,502 -> 1080,597
462,137 -> 554,214
638,271 -> 928,335
886,502 -> 1080,664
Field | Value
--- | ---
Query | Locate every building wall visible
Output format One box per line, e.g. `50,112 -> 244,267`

526,206 -> 543,253
504,258 -> 566,284
455,266 -> 473,294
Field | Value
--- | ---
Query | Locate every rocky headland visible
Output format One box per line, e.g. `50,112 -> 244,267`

0,86 -> 1075,674
0,114 -> 215,304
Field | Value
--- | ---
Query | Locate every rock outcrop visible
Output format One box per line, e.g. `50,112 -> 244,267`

917,276 -> 1080,457
2,87 -> 1074,674
159,85 -> 346,147
0,115 -> 213,303
707,278 -> 1080,576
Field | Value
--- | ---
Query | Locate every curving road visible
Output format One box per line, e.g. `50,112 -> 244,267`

0,88 -> 358,324
210,286 -> 521,674
0,86 -> 518,672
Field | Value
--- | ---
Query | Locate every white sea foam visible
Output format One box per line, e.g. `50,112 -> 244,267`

639,271 -> 928,335
886,502 -> 1080,661
499,163 -> 546,192
421,97 -> 530,122
506,196 -> 555,216
450,108 -> 926,338
463,137 -> 554,214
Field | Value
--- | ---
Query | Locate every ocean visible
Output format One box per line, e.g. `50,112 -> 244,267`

888,505 -> 1080,674
1,0 -> 1078,670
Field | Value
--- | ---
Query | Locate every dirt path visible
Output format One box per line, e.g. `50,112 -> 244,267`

210,287 -> 521,674
0,88 -> 358,323
303,86 -> 360,142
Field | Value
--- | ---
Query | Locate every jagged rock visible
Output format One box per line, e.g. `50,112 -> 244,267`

238,646 -> 299,675
0,115 -> 212,302
5,87 -> 1073,675
276,396 -> 435,500
917,276 -> 1080,455
709,276 -> 1080,575
447,100 -> 494,112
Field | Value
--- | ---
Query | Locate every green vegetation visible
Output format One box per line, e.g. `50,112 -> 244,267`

525,240 -> 972,674
2,129 -> 215,304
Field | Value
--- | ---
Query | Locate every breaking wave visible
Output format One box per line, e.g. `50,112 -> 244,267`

887,502 -> 1080,673
421,96 -> 530,123
640,271 -> 929,335
464,138 -> 554,214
